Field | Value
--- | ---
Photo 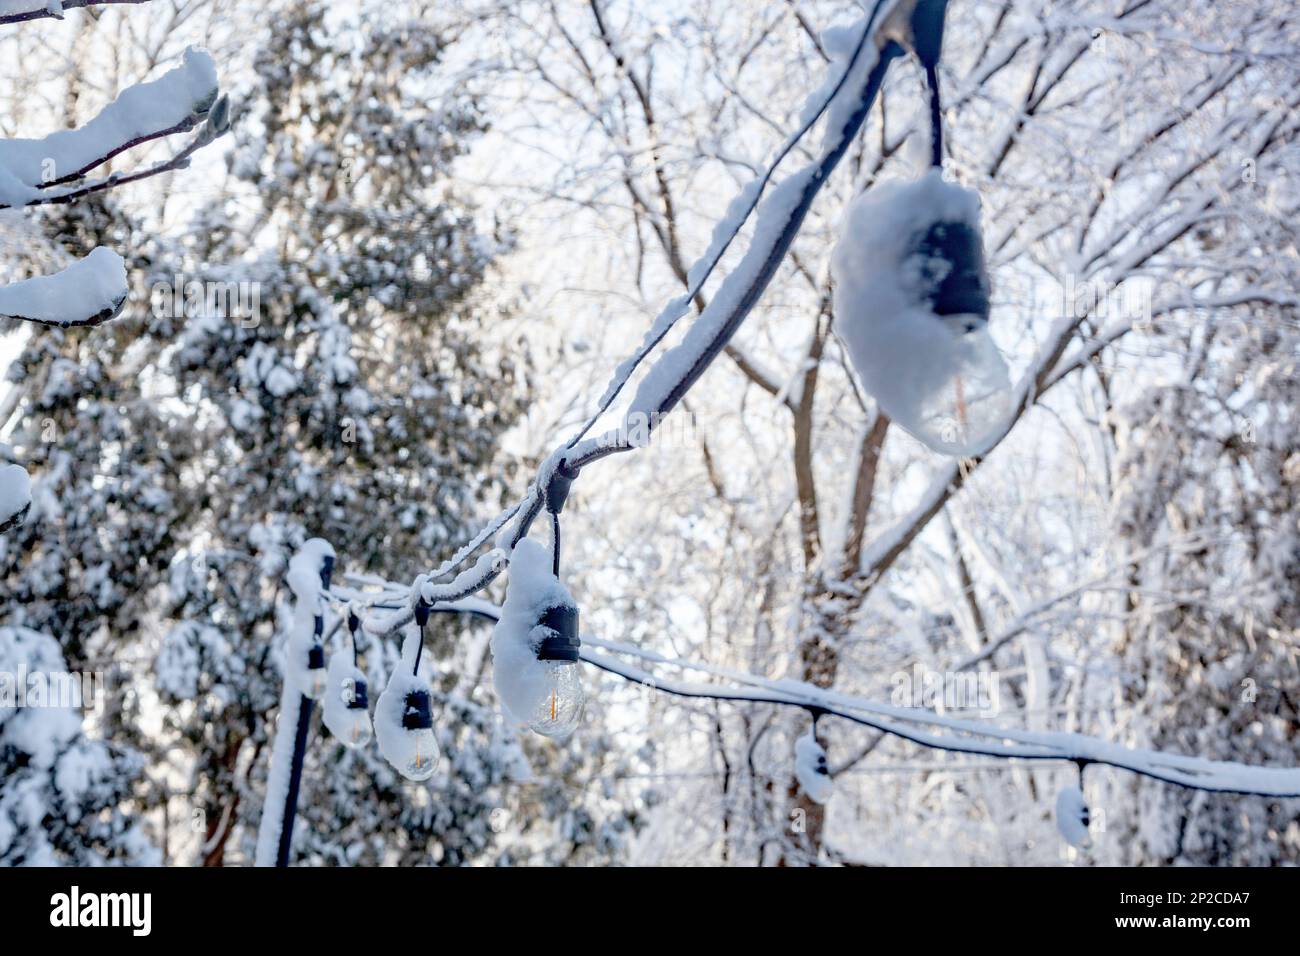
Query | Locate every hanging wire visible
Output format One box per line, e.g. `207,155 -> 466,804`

412,601 -> 430,675
347,610 -> 362,667
550,511 -> 562,578
349,598 -> 1298,798
925,60 -> 943,169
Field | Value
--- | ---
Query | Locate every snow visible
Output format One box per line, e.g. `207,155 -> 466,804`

241,342 -> 300,398
0,627 -> 81,769
1055,785 -> 1091,848
794,731 -> 834,804
284,604 -> 325,700
285,537 -> 335,601
1,625 -> 159,865
0,47 -> 216,198
374,626 -> 440,780
254,538 -> 334,864
489,537 -> 574,728
0,248 -> 127,327
253,677 -> 302,867
0,462 -> 31,530
831,170 -> 1013,456
582,639 -> 1300,797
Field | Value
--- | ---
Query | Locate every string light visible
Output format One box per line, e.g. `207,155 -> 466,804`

524,460 -> 585,739
527,602 -> 584,739
1055,760 -> 1092,849
398,688 -> 438,782
289,615 -> 328,700
324,612 -> 372,749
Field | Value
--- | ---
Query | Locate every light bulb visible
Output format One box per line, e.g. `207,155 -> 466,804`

402,729 -> 439,781
339,707 -> 373,749
299,665 -> 327,700
527,660 -> 584,739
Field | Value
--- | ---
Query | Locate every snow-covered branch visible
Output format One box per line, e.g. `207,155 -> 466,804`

0,0 -> 148,25
0,47 -> 227,334
0,248 -> 127,328
0,47 -> 224,209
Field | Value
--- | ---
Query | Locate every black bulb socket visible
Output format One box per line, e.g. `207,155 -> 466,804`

911,219 -> 990,329
536,602 -> 581,663
401,689 -> 434,730
347,677 -> 369,710
545,460 -> 581,515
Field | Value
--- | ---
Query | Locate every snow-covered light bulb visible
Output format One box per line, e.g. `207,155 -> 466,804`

340,696 -> 373,747
1055,784 -> 1091,849
399,689 -> 439,781
527,603 -> 584,739
831,171 -> 1013,456
794,728 -> 834,804
323,657 -> 372,750
376,624 -> 442,782
321,611 -> 373,749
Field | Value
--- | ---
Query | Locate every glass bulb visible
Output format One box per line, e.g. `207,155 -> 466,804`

340,708 -> 373,749
299,666 -> 327,701
526,660 -> 584,739
402,728 -> 439,781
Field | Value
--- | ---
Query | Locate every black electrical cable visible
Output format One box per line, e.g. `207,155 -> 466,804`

925,61 -> 943,168
348,610 -> 362,667
551,511 -> 562,578
413,601 -> 430,675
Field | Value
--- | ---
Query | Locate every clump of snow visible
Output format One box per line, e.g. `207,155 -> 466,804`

831,170 -> 1012,456
0,248 -> 127,327
1055,784 -> 1091,848
155,620 -> 232,701
285,537 -> 334,600
0,463 -> 31,532
374,627 -> 439,779
283,605 -> 324,697
490,537 -> 574,727
794,731 -> 834,804
280,539 -> 333,696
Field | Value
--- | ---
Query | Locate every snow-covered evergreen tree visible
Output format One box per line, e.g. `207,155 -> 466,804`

0,625 -> 158,865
